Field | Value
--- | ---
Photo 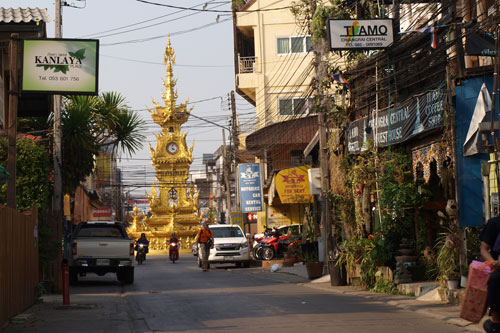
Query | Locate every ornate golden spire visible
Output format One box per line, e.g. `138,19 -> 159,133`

150,36 -> 192,128
162,35 -> 176,109
164,35 -> 175,65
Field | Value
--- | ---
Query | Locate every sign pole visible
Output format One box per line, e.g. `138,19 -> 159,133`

54,0 -> 70,305
7,33 -> 19,209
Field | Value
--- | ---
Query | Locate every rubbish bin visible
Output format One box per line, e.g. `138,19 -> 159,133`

328,260 -> 346,286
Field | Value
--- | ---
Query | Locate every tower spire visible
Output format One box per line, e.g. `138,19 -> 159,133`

163,35 -> 176,108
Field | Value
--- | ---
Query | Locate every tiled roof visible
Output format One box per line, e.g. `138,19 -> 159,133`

0,8 -> 51,24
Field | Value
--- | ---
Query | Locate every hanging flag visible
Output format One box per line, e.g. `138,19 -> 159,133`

330,73 -> 350,88
416,27 -> 437,49
463,83 -> 491,156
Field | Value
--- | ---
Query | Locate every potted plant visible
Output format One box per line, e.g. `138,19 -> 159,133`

303,242 -> 324,279
283,241 -> 302,267
301,206 -> 324,279
435,222 -> 461,290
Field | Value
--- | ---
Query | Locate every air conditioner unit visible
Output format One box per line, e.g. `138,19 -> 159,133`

308,168 -> 321,195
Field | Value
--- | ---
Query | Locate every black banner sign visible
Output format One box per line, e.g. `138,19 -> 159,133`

347,86 -> 446,154
465,30 -> 496,56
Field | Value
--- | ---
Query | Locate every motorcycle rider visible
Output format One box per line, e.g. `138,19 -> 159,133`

169,232 -> 179,246
136,233 -> 150,260
168,232 -> 180,260
196,221 -> 214,271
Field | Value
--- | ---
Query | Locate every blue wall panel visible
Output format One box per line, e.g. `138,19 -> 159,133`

456,76 -> 495,227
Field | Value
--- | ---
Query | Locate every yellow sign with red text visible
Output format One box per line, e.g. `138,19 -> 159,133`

275,166 -> 313,204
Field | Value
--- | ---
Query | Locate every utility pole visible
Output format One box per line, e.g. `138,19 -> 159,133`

222,129 -> 232,221
7,33 -> 19,209
230,90 -> 241,213
310,1 -> 331,269
54,0 -> 63,219
318,112 -> 331,266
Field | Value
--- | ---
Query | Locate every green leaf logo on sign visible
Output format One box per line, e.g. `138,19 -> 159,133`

34,48 -> 86,74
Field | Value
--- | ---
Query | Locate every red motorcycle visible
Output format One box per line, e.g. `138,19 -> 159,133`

169,241 -> 180,263
260,229 -> 301,261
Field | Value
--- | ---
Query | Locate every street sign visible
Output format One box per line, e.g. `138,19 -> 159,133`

238,163 -> 264,212
230,211 -> 244,230
21,38 -> 99,95
328,19 -> 393,50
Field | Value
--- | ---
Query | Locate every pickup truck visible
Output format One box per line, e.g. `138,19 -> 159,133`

69,221 -> 135,285
197,224 -> 251,268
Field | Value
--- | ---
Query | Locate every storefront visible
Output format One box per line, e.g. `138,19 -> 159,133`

265,165 -> 313,229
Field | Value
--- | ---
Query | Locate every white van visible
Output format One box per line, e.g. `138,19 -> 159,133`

198,224 -> 251,268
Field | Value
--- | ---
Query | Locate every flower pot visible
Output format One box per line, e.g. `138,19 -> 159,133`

306,261 -> 324,280
460,275 -> 468,288
328,260 -> 347,286
447,279 -> 459,290
398,248 -> 414,255
283,255 -> 297,267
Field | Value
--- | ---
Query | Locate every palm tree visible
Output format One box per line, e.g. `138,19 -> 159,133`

61,92 -> 146,194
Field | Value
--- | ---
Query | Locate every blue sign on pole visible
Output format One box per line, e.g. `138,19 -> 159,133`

238,163 -> 264,212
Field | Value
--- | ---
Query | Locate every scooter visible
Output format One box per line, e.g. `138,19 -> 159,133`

136,243 -> 146,265
252,228 -> 273,260
260,231 -> 300,261
169,241 -> 180,263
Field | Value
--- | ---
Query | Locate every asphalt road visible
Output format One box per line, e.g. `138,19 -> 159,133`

6,254 -> 468,333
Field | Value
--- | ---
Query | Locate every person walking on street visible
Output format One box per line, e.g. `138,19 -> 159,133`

196,221 -> 214,271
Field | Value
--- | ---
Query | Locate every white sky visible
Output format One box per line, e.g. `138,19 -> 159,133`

7,0 -> 255,196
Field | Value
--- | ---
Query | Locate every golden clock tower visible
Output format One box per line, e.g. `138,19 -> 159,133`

127,37 -> 201,250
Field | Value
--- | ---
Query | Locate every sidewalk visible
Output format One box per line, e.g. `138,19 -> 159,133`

260,263 -> 486,332
3,291 -> 131,332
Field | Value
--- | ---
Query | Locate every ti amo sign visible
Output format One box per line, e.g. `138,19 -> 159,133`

328,19 -> 394,50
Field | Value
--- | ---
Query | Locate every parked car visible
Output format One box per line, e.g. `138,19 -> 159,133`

69,221 -> 135,285
198,224 -> 251,268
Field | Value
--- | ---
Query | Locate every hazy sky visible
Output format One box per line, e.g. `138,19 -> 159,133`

8,0 -> 255,195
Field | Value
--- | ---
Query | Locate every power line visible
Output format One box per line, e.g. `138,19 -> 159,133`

81,0 -> 226,39
136,0 -> 292,13
100,54 -> 232,67
100,17 -> 232,46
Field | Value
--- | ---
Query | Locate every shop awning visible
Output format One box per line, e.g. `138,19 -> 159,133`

246,115 -> 318,151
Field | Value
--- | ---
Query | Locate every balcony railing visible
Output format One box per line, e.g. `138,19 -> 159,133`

238,55 -> 257,74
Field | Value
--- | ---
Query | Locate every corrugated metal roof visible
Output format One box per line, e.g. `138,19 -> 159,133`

0,8 -> 51,24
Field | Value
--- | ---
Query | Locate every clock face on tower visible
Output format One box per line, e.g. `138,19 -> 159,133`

167,142 -> 179,155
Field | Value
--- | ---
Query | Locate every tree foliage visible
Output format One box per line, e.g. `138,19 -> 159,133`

61,92 -> 146,194
0,138 -> 50,212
